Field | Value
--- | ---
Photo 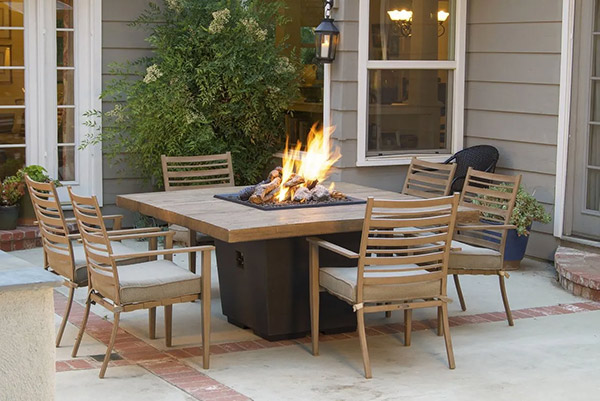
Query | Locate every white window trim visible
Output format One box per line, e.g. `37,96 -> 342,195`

554,0 -> 576,238
24,0 -> 103,204
356,0 -> 466,167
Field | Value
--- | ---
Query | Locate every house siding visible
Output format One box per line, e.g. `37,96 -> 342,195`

330,0 -> 562,259
101,0 -> 155,224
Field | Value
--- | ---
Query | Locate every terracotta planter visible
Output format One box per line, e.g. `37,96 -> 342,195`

0,205 -> 19,230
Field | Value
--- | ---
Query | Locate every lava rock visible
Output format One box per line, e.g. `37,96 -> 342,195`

293,187 -> 312,202
311,184 -> 330,201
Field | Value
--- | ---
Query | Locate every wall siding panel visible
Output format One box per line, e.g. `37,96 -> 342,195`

464,0 -> 563,260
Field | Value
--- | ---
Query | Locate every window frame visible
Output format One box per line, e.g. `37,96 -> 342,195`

356,0 -> 467,166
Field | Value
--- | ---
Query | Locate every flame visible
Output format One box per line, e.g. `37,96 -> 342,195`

276,124 -> 341,202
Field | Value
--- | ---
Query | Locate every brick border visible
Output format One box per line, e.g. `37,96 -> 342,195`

54,290 -> 600,400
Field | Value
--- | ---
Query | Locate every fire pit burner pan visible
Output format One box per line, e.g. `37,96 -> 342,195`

214,193 -> 366,211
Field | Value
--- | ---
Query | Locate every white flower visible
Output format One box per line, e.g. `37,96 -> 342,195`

165,0 -> 182,12
240,18 -> 267,41
277,57 -> 295,74
106,104 -> 125,123
209,9 -> 230,34
143,64 -> 163,84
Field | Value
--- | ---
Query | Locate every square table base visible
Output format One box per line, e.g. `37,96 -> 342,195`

215,233 -> 361,341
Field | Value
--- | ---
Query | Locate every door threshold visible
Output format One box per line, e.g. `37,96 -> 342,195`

560,235 -> 600,251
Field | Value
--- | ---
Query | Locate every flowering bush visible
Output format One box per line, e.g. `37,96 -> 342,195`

82,0 -> 300,186
1,175 -> 25,207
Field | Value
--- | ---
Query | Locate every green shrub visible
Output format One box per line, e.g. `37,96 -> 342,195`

82,0 -> 300,186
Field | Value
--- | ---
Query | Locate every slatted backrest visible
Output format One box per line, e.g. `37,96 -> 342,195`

402,157 -> 457,198
68,187 -> 121,304
25,175 -> 76,281
456,167 -> 522,255
356,195 -> 460,303
161,152 -> 235,191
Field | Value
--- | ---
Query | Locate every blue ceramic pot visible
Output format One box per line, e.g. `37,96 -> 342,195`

0,205 -> 19,230
503,225 -> 531,262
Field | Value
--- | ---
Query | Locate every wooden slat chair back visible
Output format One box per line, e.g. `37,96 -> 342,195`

69,189 -> 121,303
68,187 -> 214,378
448,167 -> 522,326
161,152 -> 235,191
309,194 -> 460,378
402,157 -> 457,198
26,176 -> 75,281
456,168 -> 521,257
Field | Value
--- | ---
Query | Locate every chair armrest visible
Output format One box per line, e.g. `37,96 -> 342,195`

110,245 -> 215,261
107,227 -> 162,235
106,230 -> 175,242
455,224 -> 516,231
306,237 -> 359,259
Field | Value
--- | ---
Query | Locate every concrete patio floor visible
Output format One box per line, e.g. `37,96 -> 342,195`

9,242 -> 600,401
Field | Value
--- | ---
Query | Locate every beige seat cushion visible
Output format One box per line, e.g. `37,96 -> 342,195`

169,224 -> 213,245
448,240 -> 502,270
116,260 -> 201,305
320,265 -> 442,304
72,241 -> 147,285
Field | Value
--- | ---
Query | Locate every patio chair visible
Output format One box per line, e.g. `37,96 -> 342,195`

68,187 -> 213,378
443,145 -> 499,194
448,167 -> 522,326
25,176 -> 161,347
402,157 -> 457,198
161,152 -> 235,273
308,194 -> 460,378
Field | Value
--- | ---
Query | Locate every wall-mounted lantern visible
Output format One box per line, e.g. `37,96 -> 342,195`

315,0 -> 339,63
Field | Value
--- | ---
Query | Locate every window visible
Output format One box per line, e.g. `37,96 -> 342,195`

0,0 -> 102,202
357,0 -> 466,166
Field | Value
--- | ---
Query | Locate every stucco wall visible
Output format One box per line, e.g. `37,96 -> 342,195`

0,288 -> 56,401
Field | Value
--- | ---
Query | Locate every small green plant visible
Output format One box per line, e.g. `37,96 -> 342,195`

81,0 -> 301,187
1,175 -> 25,206
511,186 -> 551,236
16,165 -> 61,186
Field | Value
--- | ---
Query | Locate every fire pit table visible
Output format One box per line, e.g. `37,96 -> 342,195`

117,182 -> 479,341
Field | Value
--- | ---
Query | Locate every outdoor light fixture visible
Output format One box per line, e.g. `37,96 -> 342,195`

387,9 -> 450,37
315,0 -> 339,63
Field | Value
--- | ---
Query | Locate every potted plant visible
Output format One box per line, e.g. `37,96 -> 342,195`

0,175 -> 26,230
504,186 -> 552,269
16,165 -> 60,225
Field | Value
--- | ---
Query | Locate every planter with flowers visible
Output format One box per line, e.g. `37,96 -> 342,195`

0,175 -> 26,230
16,165 -> 60,225
503,186 -> 552,269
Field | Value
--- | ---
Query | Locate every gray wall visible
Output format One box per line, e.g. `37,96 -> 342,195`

464,0 -> 561,259
330,0 -> 561,260
101,0 -> 155,225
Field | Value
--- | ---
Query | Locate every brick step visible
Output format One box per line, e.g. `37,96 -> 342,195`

555,246 -> 600,301
0,224 -> 78,252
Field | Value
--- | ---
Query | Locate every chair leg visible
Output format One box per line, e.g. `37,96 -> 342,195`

404,309 -> 412,346
356,309 -> 372,379
437,306 -> 443,336
309,243 -> 320,356
164,305 -> 173,347
100,312 -> 120,379
56,286 -> 75,347
440,303 -> 456,369
201,250 -> 211,369
149,307 -> 156,340
188,230 -> 197,274
453,274 -> 467,311
385,311 -> 392,318
71,292 -> 91,358
499,273 -> 514,326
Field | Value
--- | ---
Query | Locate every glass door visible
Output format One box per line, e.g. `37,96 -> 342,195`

0,0 -> 25,180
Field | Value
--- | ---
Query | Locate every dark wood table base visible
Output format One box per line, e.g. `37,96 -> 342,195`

215,232 -> 361,341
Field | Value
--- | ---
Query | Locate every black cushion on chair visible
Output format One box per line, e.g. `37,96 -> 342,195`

443,145 -> 499,193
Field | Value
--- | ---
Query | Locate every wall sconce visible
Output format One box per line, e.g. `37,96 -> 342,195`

387,9 -> 450,37
315,0 -> 340,63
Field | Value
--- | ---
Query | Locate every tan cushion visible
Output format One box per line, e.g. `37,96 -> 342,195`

320,265 -> 442,304
117,260 -> 201,305
72,241 -> 148,285
169,224 -> 213,245
448,240 -> 502,270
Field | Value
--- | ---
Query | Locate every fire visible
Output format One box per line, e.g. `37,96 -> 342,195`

276,124 -> 341,202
